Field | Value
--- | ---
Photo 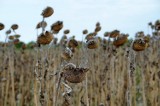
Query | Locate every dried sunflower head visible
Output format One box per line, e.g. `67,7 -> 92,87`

152,32 -> 158,36
132,38 -> 147,51
37,31 -> 53,45
110,30 -> 120,38
9,35 -> 15,40
0,23 -> 5,30
11,24 -> 18,30
87,38 -> 99,49
62,63 -> 89,83
41,6 -> 54,18
36,21 -> 47,29
6,30 -> 11,35
104,32 -> 110,37
155,19 -> 160,30
96,22 -> 100,27
83,29 -> 88,35
155,25 -> 160,31
64,29 -> 70,34
14,34 -> 21,39
13,39 -> 20,45
155,20 -> 160,25
135,31 -> 145,38
95,26 -> 101,32
51,21 -> 63,34
85,33 -> 95,41
148,22 -> 152,26
67,38 -> 78,48
113,34 -> 128,47
143,36 -> 150,43
61,47 -> 73,61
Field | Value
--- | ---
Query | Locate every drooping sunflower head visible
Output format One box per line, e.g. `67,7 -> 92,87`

41,6 -> 54,18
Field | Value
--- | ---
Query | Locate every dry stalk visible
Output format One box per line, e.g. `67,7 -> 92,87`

127,40 -> 136,106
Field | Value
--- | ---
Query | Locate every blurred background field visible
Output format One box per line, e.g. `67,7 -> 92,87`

0,0 -> 160,106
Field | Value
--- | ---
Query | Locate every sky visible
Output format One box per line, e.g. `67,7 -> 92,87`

0,0 -> 160,43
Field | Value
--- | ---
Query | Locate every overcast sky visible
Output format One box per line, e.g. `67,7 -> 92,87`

0,0 -> 160,43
